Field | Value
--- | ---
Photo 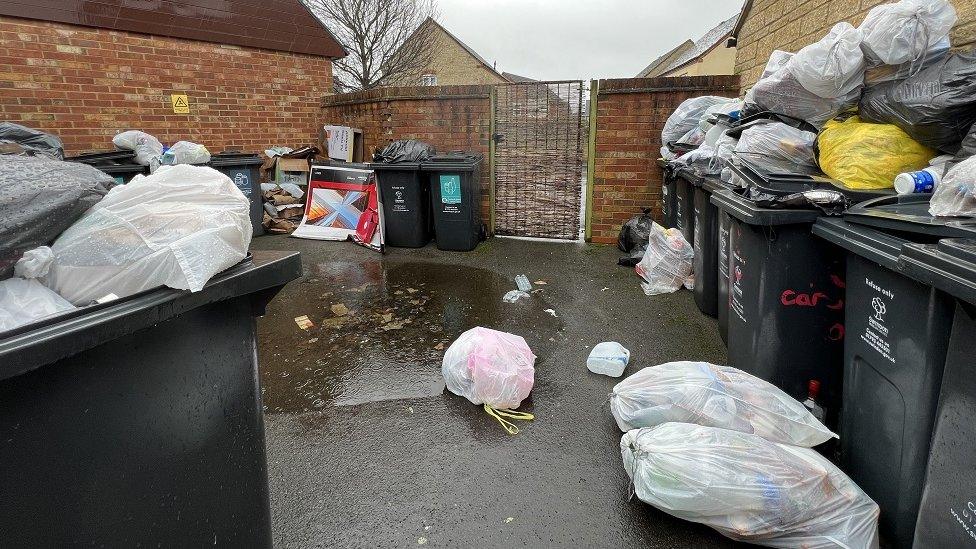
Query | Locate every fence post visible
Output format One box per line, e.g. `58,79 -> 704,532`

584,79 -> 599,242
488,85 -> 497,235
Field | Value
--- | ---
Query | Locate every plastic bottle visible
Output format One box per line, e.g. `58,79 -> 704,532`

803,380 -> 826,423
586,342 -> 630,377
894,167 -> 941,194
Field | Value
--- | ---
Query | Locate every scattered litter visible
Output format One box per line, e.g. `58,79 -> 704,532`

533,280 -> 547,285
621,424 -> 880,548
307,338 -> 319,343
502,290 -> 530,303
410,299 -> 421,305
407,288 -> 418,294
442,327 -> 536,434
586,342 -> 630,378
331,303 -> 350,317
544,308 -> 558,318
515,275 -> 532,292
434,342 -> 445,351
617,209 -> 655,267
408,407 -> 415,414
417,537 -> 428,546
294,316 -> 314,330
504,517 -> 514,524
382,313 -> 394,323
394,290 -> 404,295
610,361 -> 837,447
601,287 -> 609,292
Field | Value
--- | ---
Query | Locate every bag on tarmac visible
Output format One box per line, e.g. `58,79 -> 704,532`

609,361 -> 837,446
621,423 -> 881,549
617,209 -> 654,267
860,50 -> 976,153
816,115 -> 936,189
635,223 -> 693,295
19,164 -> 251,305
0,155 -> 113,280
929,155 -> 976,217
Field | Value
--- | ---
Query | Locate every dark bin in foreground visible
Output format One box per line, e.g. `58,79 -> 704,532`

0,251 -> 301,548
813,215 -> 962,548
901,239 -> 976,548
711,188 -> 845,420
424,154 -> 483,252
657,158 -> 676,229
370,161 -> 432,248
209,152 -> 265,237
673,167 -> 696,248
692,175 -> 727,317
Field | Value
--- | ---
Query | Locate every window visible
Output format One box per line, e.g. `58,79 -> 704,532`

420,74 -> 437,86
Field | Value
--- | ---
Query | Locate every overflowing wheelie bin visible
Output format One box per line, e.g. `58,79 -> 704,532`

672,166 -> 696,248
691,175 -> 728,317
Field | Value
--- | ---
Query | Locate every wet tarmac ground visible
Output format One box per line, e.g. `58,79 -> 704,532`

252,235 -> 738,548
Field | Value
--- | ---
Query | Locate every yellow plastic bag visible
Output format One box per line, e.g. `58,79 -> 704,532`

817,116 -> 936,189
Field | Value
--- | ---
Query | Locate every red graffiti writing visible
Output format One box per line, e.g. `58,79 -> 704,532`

828,323 -> 845,341
780,290 -> 844,310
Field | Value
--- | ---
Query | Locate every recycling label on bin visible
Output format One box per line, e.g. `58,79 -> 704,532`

232,170 -> 251,197
440,175 -> 462,205
391,185 -> 409,212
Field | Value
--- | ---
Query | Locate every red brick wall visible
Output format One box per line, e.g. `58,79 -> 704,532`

590,76 -> 740,244
0,16 -> 332,155
320,86 -> 493,223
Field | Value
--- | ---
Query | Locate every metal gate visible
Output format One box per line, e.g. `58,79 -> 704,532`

492,80 -> 587,240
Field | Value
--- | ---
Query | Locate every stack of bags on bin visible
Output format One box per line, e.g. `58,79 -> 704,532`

111,130 -> 211,170
610,361 -> 880,548
0,153 -> 253,334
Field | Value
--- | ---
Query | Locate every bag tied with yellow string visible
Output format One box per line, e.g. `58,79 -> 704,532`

442,327 -> 536,434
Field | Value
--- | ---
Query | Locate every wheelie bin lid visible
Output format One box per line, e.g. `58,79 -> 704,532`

422,153 -> 483,170
368,161 -> 421,170
209,151 -> 263,166
844,194 -> 976,239
701,174 -> 731,194
710,187 -> 823,226
900,239 -> 976,305
812,217 -> 910,271
727,161 -> 892,204
65,149 -> 137,166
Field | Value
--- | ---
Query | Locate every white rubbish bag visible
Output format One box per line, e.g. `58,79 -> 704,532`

787,22 -> 865,99
112,130 -> 163,167
661,96 -> 731,157
22,164 -> 251,305
442,327 -> 536,433
929,155 -> 976,217
621,423 -> 880,549
610,361 -> 837,447
745,68 -> 860,130
0,278 -> 76,333
733,122 -> 819,174
858,0 -> 957,66
635,223 -> 693,296
162,140 -> 211,165
586,342 -> 630,378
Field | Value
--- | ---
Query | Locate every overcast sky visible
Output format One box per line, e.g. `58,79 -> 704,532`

437,0 -> 744,81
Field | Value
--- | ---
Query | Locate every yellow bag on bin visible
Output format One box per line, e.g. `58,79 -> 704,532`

817,116 -> 936,189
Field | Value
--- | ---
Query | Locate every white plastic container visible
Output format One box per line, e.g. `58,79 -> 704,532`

894,167 -> 941,194
586,342 -> 630,377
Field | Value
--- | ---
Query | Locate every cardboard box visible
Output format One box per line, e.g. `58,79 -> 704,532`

274,158 -> 310,187
319,126 -> 364,163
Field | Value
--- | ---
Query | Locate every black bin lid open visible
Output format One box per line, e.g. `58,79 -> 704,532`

845,194 -> 976,239
901,239 -> 976,305
728,161 -> 893,204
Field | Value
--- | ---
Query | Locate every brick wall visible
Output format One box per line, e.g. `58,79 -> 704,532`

589,76 -> 740,244
735,0 -> 976,92
320,85 -> 493,223
0,16 -> 333,155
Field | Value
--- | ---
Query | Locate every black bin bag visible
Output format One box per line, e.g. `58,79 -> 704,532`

617,209 -> 654,267
373,140 -> 435,163
860,51 -> 976,154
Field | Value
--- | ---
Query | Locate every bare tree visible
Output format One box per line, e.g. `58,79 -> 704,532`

306,0 -> 439,92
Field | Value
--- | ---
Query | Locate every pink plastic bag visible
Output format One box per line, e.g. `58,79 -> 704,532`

442,327 -> 536,410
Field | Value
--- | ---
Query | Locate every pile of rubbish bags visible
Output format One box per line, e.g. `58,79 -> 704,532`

611,361 -> 879,547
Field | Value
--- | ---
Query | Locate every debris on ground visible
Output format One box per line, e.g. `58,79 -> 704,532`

544,308 -> 557,318
533,280 -> 547,285
294,315 -> 314,330
617,209 -> 654,267
515,275 -> 532,292
331,303 -> 350,317
502,290 -> 529,303
635,223 -> 694,296
586,342 -> 630,378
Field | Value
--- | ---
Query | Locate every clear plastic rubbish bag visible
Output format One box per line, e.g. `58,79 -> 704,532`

0,277 -> 76,333
609,361 -> 837,446
112,130 -> 164,167
621,423 -> 880,549
162,140 -> 211,165
635,223 -> 693,296
929,155 -> 976,217
442,327 -> 536,432
22,165 -> 251,305
858,0 -> 957,66
787,22 -> 865,99
745,68 -> 859,129
733,122 -> 819,174
661,96 -> 730,156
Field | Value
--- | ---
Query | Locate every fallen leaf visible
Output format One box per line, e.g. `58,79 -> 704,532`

331,303 -> 350,316
406,288 -> 418,294
394,290 -> 404,295
410,299 -> 421,305
382,313 -> 394,323
434,342 -> 445,351
319,292 -> 333,299
294,315 -> 314,330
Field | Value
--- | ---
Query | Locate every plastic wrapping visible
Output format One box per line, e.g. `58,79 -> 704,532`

0,122 -> 64,159
709,132 -> 739,174
610,361 -> 837,446
787,22 -> 866,98
929,155 -> 976,217
112,130 -> 163,167
863,36 -> 950,87
587,342 -> 630,377
442,326 -> 536,409
0,155 -> 113,279
733,122 -> 818,174
699,99 -> 743,132
621,424 -> 880,548
635,223 -> 694,296
860,51 -> 976,153
373,140 -> 435,163
617,209 -> 654,267
858,0 -> 957,66
0,277 -> 76,333
674,144 -> 716,173
740,186 -> 850,215
745,67 -> 859,129
162,141 -> 211,165
661,96 -> 730,157
23,165 -> 251,305
817,116 -> 935,189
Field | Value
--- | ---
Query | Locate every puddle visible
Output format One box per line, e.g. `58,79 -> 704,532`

257,261 -> 561,413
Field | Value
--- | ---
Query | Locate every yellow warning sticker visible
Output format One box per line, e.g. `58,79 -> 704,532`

171,94 -> 189,114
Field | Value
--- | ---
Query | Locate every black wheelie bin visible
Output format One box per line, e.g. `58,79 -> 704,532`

673,166 -> 696,247
423,154 -> 484,251
209,152 -> 265,237
812,202 -> 976,548
692,174 -> 728,317
0,251 -> 301,548
899,238 -> 976,548
370,161 -> 432,248
657,158 -> 676,229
